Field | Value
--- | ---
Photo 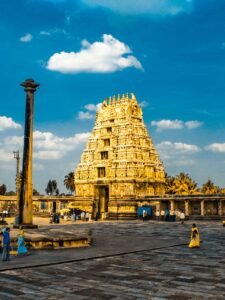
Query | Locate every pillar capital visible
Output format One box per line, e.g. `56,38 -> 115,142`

20,79 -> 40,93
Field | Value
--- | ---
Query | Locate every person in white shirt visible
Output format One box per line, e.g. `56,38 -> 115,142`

180,211 -> 185,224
155,211 -> 160,221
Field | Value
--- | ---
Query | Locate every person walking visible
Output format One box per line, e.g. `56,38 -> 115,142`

165,209 -> 170,222
189,224 -> 200,248
17,228 -> 29,256
180,211 -> 185,224
155,210 -> 160,221
2,227 -> 11,261
142,209 -> 147,222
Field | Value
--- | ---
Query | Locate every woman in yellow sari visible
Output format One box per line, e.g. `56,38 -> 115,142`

189,224 -> 200,248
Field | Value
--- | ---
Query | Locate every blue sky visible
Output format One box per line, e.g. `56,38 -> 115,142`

0,0 -> 225,193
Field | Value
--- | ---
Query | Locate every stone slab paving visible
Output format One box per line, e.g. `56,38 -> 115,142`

0,220 -> 224,299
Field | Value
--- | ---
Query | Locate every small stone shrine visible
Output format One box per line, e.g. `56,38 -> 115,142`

74,93 -> 165,219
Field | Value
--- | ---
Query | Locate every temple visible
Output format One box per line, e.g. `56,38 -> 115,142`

74,93 -> 165,219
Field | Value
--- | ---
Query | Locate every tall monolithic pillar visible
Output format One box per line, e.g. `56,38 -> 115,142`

19,79 -> 39,226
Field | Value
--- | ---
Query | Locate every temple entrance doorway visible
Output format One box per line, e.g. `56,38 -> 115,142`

52,201 -> 57,213
94,185 -> 109,219
190,200 -> 201,215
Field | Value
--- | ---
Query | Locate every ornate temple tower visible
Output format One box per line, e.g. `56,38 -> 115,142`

74,93 -> 165,219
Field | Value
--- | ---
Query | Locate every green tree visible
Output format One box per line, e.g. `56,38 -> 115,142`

33,188 -> 40,196
64,172 -> 75,194
201,178 -> 220,194
45,180 -> 59,196
5,191 -> 16,196
0,184 -> 7,195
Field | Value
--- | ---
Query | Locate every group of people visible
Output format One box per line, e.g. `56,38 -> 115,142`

155,209 -> 185,223
64,211 -> 90,222
1,227 -> 29,261
50,213 -> 60,224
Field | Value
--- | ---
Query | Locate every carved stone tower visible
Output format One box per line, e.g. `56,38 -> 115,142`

74,93 -> 165,219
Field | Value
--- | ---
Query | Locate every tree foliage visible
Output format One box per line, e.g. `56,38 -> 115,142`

45,180 -> 59,196
5,191 -> 16,196
165,173 -> 198,195
0,184 -> 7,195
201,178 -> 220,194
64,172 -> 75,194
33,188 -> 40,196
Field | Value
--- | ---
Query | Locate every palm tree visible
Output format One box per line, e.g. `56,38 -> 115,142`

165,173 -> 176,194
45,180 -> 59,196
64,172 -> 75,195
201,178 -> 220,194
165,172 -> 198,195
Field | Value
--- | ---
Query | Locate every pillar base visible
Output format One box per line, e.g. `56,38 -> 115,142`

13,224 -> 38,229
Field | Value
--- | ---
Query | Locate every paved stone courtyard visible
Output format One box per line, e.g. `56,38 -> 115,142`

0,220 -> 225,299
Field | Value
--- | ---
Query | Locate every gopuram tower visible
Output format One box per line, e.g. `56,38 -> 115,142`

74,93 -> 165,219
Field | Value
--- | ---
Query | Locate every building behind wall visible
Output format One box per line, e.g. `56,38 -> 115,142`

74,93 -> 165,219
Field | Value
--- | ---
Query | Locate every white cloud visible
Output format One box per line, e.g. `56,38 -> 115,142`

156,141 -> 200,167
47,34 -> 143,74
156,141 -> 200,154
40,31 -> 51,36
4,135 -> 23,145
151,119 -> 183,131
0,116 -> 21,131
77,102 -> 102,120
81,0 -> 192,16
139,101 -> 149,108
33,163 -> 45,171
3,130 -> 90,161
39,28 -> 69,37
33,131 -> 90,159
151,119 -> 203,131
205,143 -> 225,153
185,120 -> 203,129
0,149 -> 14,162
77,111 -> 95,120
84,103 -> 102,111
20,33 -> 33,42
34,150 -> 63,160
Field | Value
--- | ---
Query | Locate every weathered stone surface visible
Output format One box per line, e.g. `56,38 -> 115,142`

74,93 -> 165,218
0,221 -> 224,299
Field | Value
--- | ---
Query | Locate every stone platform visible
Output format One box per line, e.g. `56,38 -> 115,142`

0,221 -> 225,299
1,227 -> 92,250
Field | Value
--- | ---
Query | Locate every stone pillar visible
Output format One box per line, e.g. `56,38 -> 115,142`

218,200 -> 222,216
18,79 -> 39,227
38,201 -> 42,212
185,200 -> 189,216
170,200 -> 175,211
57,201 -> 61,212
156,201 -> 161,213
200,200 -> 205,216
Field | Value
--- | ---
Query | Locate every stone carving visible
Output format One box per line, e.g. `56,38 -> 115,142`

74,93 -> 166,215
